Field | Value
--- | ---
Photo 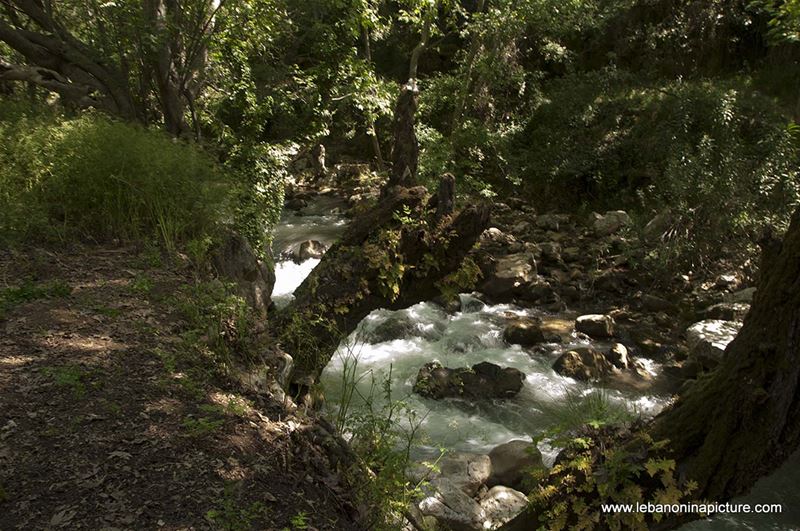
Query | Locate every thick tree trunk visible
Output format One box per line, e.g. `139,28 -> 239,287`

502,206 -> 800,530
275,180 -> 489,386
386,82 -> 420,190
0,16 -> 139,119
146,0 -> 191,137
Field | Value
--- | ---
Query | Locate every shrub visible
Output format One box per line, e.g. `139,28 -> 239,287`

0,102 -> 226,249
512,70 -> 800,270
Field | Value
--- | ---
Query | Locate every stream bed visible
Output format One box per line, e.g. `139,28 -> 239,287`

271,198 -> 800,530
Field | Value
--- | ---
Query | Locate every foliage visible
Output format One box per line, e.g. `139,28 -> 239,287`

535,387 -> 639,442
206,482 -> 268,531
329,342 -> 433,529
530,427 -> 698,530
177,281 -> 254,359
158,280 -> 263,397
0,103 -> 226,249
435,256 -> 482,301
183,415 -> 225,437
512,71 -> 800,270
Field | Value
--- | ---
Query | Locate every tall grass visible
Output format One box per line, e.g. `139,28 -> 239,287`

0,101 -> 226,249
536,386 -> 639,435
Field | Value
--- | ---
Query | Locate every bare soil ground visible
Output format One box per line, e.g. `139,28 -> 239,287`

0,246 -> 361,531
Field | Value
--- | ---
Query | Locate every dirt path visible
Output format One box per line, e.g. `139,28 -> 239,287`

0,247 -> 360,530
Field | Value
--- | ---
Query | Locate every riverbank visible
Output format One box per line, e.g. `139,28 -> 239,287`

0,245 -> 361,530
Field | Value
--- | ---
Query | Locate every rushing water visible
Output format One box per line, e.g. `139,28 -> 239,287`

271,199 -> 800,530
320,298 -> 668,463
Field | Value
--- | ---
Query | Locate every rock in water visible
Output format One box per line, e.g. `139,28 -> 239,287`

285,197 -> 308,211
413,361 -> 525,400
487,440 -> 545,491
686,319 -> 742,368
295,239 -> 327,261
606,343 -> 631,370
479,486 -> 529,530
553,347 -> 613,381
575,314 -> 615,338
503,318 -> 546,346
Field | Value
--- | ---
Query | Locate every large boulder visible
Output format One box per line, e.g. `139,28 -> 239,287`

502,318 -> 546,346
410,452 -> 492,497
487,440 -> 545,491
478,227 -> 516,252
479,486 -> 529,530
575,314 -> 615,338
553,347 -> 613,381
413,361 -> 526,400
417,478 -> 486,531
211,229 -> 275,317
480,253 -> 537,301
593,210 -> 632,236
553,346 -> 650,387
538,242 -> 564,266
686,320 -> 742,368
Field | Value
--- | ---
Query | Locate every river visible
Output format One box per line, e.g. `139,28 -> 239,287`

271,197 -> 800,530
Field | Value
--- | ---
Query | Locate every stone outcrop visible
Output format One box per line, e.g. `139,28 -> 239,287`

211,229 -> 275,317
479,486 -> 529,530
417,478 -> 486,531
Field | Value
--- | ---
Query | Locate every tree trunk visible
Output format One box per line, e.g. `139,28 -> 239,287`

386,82 -> 420,190
275,181 -> 489,386
146,0 -> 191,137
502,206 -> 800,530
